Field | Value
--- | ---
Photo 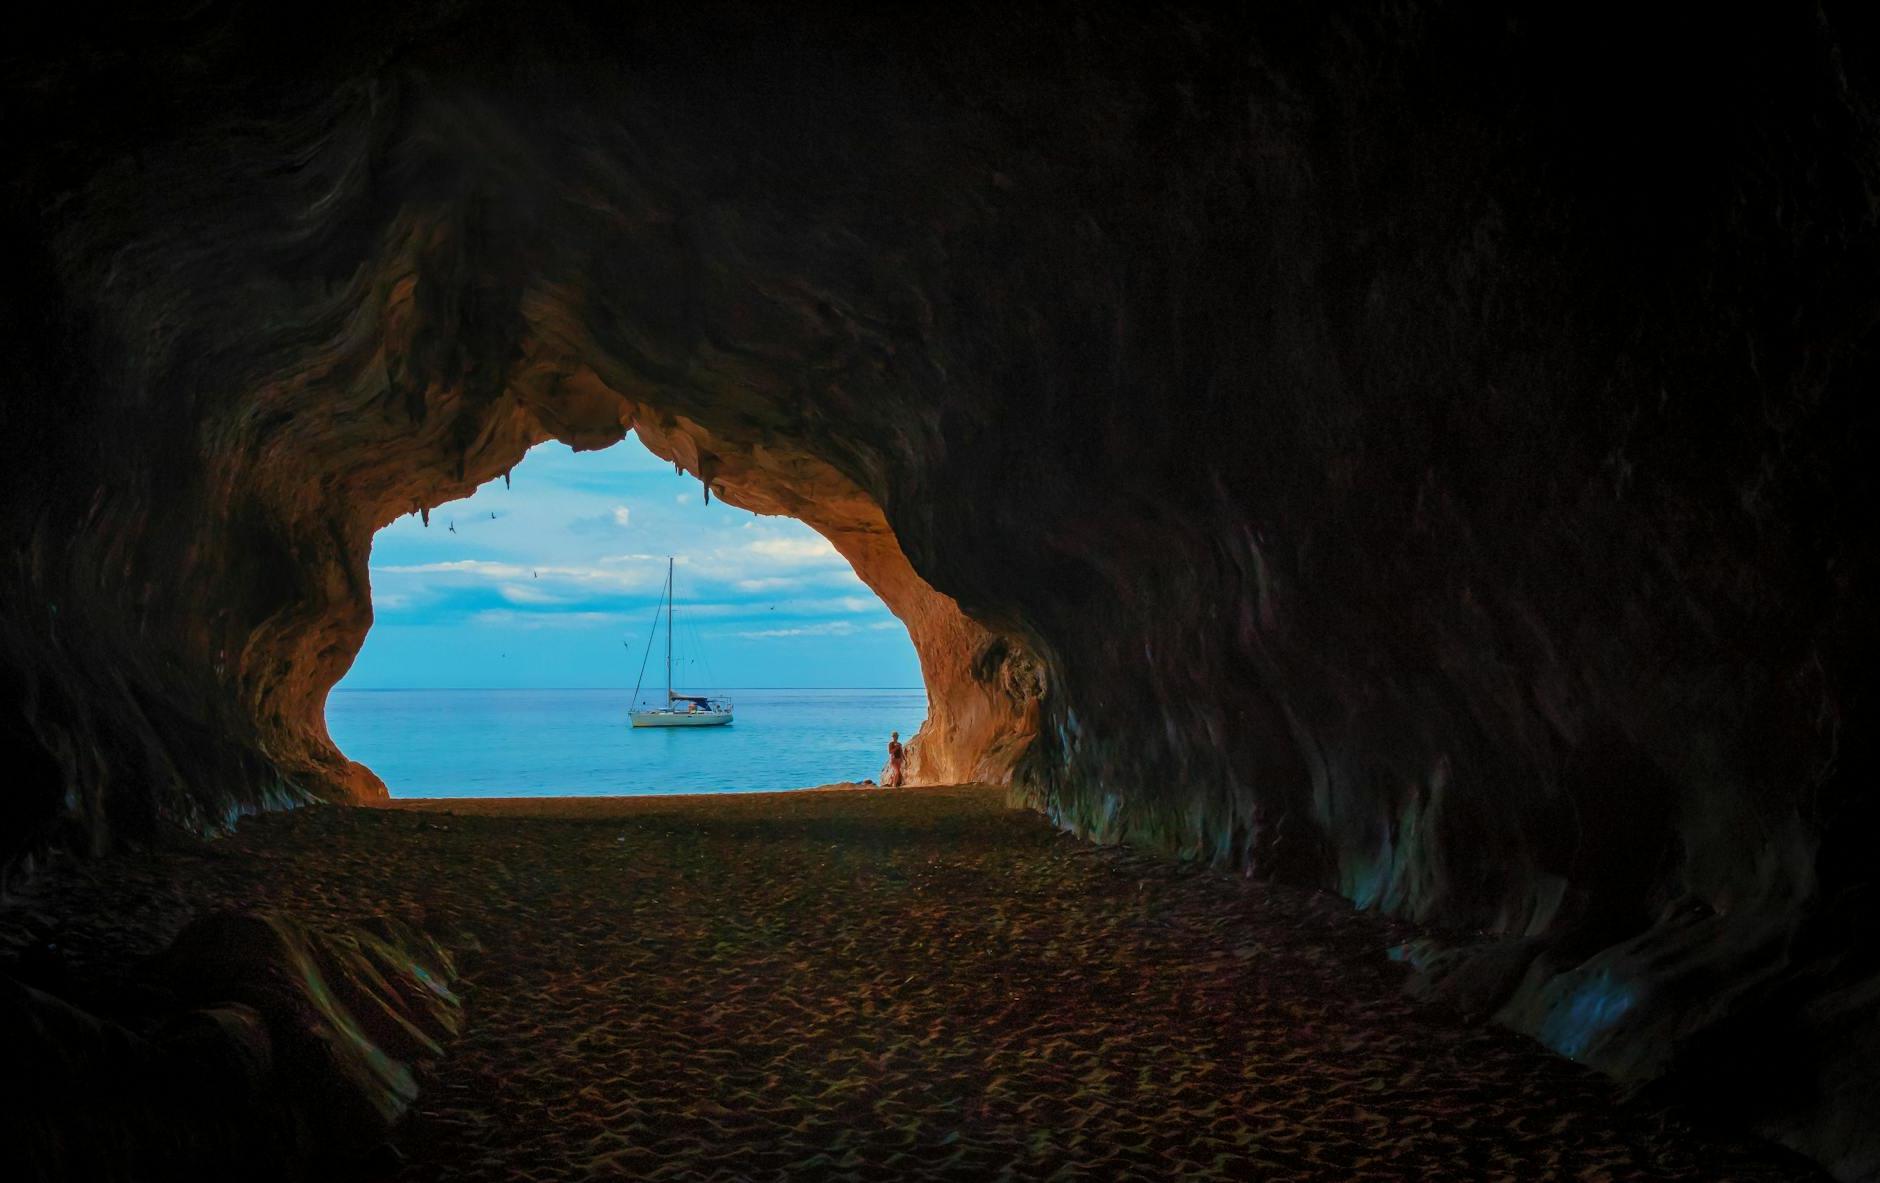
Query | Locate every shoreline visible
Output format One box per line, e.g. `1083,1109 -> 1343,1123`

375,780 -> 911,811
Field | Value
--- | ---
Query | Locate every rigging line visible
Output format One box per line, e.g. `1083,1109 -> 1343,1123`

697,614 -> 717,691
681,611 -> 711,691
683,603 -> 715,689
629,565 -> 665,708
672,594 -> 686,689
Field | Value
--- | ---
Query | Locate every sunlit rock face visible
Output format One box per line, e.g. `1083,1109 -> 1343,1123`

4,2 -> 1877,1175
624,413 -> 1041,788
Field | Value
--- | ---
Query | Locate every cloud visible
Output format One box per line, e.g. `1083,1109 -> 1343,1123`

726,611 -> 906,639
375,559 -> 663,592
470,609 -> 628,630
671,535 -> 860,593
672,595 -> 892,620
566,504 -> 635,534
727,614 -> 902,639
746,536 -> 842,563
381,559 -> 531,579
498,583 -> 566,605
733,620 -> 865,639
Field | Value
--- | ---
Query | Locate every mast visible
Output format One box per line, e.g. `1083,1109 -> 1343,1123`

665,556 -> 674,703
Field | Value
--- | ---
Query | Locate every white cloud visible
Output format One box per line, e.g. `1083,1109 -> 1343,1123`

722,612 -> 902,639
650,601 -> 756,619
380,559 -> 531,579
375,559 -> 663,592
566,505 -> 641,535
669,534 -> 861,594
671,595 -> 892,620
470,609 -> 627,630
498,583 -> 566,605
746,536 -> 842,563
733,620 -> 864,639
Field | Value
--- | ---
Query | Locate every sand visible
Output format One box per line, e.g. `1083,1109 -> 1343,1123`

3,784 -> 1823,1181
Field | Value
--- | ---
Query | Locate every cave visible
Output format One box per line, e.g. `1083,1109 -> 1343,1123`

4,2 -> 1876,1180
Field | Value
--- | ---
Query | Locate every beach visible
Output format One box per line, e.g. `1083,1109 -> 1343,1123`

3,785 -> 1820,1181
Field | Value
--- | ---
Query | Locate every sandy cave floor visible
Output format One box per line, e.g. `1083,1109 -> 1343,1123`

2,784 -> 1826,1181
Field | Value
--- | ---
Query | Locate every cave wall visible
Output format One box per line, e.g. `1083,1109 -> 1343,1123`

4,2 -> 1877,1175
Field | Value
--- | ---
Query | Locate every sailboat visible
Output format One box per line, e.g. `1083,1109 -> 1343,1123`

629,557 -> 733,728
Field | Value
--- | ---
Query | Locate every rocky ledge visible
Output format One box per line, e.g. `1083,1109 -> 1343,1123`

6,907 -> 462,1180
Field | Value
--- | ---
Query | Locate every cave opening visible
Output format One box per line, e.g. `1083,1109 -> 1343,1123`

327,433 -> 930,796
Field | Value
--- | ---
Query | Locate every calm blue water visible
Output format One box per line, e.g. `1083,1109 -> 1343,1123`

326,688 -> 927,798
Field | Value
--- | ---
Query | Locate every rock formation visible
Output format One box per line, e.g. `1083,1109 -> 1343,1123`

3,2 -> 1876,1176
7,911 -> 461,1179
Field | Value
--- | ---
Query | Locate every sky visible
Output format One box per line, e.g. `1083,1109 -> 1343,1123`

337,436 -> 923,690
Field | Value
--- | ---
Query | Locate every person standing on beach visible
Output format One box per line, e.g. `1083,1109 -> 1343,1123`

886,731 -> 906,787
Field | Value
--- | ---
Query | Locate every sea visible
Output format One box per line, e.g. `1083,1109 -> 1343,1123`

325,687 -> 928,798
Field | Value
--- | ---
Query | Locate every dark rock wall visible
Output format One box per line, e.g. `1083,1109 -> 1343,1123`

4,2 -> 1876,1174
8,911 -> 461,1180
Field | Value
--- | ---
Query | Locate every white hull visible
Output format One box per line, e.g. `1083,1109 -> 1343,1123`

630,709 -> 733,728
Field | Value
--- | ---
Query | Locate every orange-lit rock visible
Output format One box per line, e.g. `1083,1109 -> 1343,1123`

625,408 -> 1041,787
